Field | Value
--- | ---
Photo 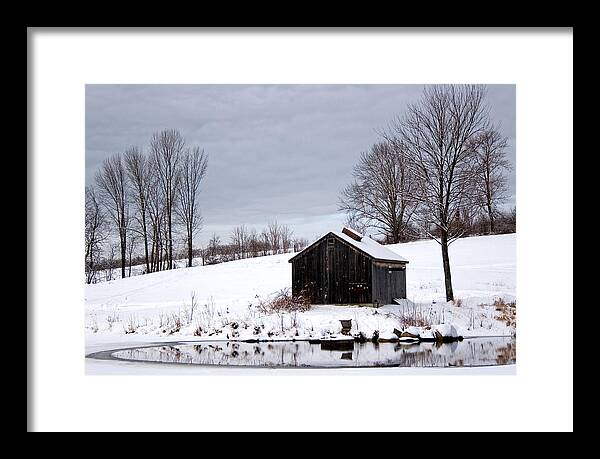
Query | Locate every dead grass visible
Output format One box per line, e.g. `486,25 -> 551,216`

105,310 -> 120,331
393,305 -> 431,328
494,298 -> 516,327
255,288 -> 311,314
88,314 -> 99,333
123,314 -> 140,334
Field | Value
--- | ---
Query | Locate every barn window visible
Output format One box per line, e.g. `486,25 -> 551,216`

327,237 -> 335,246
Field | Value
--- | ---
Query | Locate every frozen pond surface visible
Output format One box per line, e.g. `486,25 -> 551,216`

89,337 -> 516,368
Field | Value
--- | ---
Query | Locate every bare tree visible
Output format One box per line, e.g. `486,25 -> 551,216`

96,153 -> 129,279
207,233 -> 221,264
230,224 -> 248,260
124,147 -> 151,273
247,228 -> 260,258
267,220 -> 281,255
339,140 -> 420,243
280,224 -> 293,253
176,146 -> 208,267
150,129 -> 185,269
127,232 -> 138,277
343,211 -> 368,236
292,237 -> 309,252
395,85 -> 491,301
494,206 -> 516,234
105,244 -> 117,281
260,229 -> 270,256
470,129 -> 511,234
85,186 -> 107,284
146,162 -> 166,273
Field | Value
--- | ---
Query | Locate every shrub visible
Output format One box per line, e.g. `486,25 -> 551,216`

255,288 -> 311,314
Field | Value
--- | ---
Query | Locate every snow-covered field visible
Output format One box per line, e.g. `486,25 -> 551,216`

85,233 -> 516,374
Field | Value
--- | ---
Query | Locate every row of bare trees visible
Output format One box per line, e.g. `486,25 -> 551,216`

339,85 -> 513,301
85,129 -> 208,283
87,180 -> 308,280
203,221 -> 308,265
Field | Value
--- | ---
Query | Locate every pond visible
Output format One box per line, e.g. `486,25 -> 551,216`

91,337 -> 516,368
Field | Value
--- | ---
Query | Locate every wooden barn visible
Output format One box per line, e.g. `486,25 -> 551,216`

288,227 -> 409,305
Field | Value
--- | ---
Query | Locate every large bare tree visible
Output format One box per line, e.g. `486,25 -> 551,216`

150,129 -> 185,269
124,146 -> 151,273
470,129 -> 511,234
85,185 -> 107,283
176,146 -> 208,267
95,153 -> 129,279
146,163 -> 165,273
339,140 -> 420,243
395,85 -> 491,301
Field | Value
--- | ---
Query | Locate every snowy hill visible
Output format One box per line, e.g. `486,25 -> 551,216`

85,233 -> 516,343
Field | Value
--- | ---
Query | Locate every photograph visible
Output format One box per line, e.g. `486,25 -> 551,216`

29,28 -> 572,432
84,84 -> 517,374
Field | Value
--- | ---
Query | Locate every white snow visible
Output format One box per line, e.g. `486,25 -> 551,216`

330,230 -> 409,263
433,324 -> 458,338
85,233 -> 516,372
405,326 -> 421,336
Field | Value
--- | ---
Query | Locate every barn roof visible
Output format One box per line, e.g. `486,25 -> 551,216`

288,228 -> 409,264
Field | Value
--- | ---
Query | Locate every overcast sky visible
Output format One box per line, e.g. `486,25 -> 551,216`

86,84 -> 515,245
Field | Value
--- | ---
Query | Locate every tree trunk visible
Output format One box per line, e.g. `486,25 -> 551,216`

142,213 -> 150,274
168,210 -> 173,269
120,234 -> 126,279
487,203 -> 495,234
187,235 -> 193,268
440,231 -> 454,301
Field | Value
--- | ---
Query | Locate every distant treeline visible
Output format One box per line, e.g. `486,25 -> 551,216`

373,206 -> 516,245
88,209 -> 310,282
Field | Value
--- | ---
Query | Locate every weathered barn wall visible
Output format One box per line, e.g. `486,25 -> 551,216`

371,261 -> 407,304
291,239 -> 327,303
327,235 -> 372,304
291,234 -> 372,304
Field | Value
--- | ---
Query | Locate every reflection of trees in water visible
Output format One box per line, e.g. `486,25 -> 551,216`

386,344 -> 446,367
113,338 -> 516,367
116,342 -> 316,367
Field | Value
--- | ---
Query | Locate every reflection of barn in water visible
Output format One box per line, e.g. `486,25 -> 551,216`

289,227 -> 409,305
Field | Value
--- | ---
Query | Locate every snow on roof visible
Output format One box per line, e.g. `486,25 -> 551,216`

331,230 -> 409,263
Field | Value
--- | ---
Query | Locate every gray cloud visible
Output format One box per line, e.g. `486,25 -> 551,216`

86,84 -> 515,244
